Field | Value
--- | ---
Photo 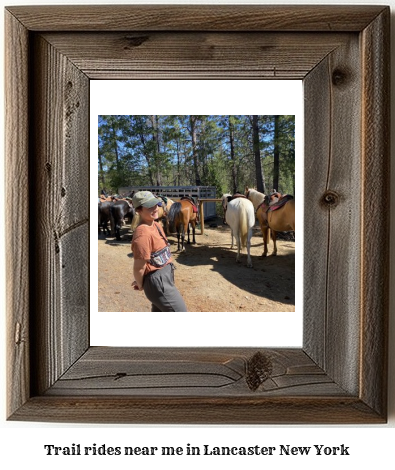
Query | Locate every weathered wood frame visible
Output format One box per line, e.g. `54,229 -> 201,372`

5,5 -> 390,424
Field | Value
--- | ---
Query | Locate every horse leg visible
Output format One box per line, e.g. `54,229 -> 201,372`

246,228 -> 253,268
236,233 -> 241,264
186,222 -> 190,244
271,230 -> 277,256
101,220 -> 110,236
262,225 -> 269,257
230,229 -> 234,249
192,221 -> 196,244
176,228 -> 181,252
181,225 -> 186,252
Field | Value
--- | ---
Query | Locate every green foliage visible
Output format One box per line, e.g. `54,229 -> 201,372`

98,115 -> 295,196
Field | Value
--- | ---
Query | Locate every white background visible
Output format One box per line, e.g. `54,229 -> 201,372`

1,0 -> 394,469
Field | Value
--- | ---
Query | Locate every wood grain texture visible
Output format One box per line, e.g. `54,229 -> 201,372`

46,347 -> 344,397
304,35 -> 362,395
10,396 -> 383,425
5,10 -> 30,418
42,32 -> 351,80
303,56 -> 331,369
29,35 -> 90,395
360,9 -> 390,418
5,5 -> 389,424
9,349 -> 382,424
6,5 -> 386,32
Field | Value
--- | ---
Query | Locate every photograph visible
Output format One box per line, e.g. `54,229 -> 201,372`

97,114 -> 296,313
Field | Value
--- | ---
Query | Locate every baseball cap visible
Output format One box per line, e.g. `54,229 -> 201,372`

132,191 -> 162,209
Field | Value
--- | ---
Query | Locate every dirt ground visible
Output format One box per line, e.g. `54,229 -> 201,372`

98,218 -> 295,312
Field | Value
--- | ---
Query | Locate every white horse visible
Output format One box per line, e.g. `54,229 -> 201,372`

245,186 -> 265,210
222,195 -> 255,268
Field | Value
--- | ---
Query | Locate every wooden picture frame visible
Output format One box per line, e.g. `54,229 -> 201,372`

5,5 -> 389,424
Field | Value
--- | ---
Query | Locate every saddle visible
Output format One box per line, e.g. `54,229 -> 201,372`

226,192 -> 247,203
269,192 -> 282,203
266,194 -> 294,212
181,196 -> 198,213
231,192 -> 247,200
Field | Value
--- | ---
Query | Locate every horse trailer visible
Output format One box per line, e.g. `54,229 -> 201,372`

119,186 -> 217,220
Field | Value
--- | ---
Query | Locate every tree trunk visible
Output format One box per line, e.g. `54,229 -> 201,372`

228,116 -> 237,193
151,115 -> 162,186
110,127 -> 119,171
252,115 -> 265,193
190,116 -> 202,186
139,132 -> 154,186
98,151 -> 106,188
273,115 -> 280,192
176,139 -> 181,186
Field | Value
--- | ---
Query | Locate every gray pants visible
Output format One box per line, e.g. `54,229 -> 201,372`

143,263 -> 188,312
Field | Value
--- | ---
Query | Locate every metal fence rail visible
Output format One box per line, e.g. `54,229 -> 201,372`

119,185 -> 217,220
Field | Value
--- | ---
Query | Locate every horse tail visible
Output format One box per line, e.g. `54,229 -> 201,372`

239,204 -> 248,248
241,200 -> 255,247
167,202 -> 182,233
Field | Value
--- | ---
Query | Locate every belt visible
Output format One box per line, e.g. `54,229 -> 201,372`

144,262 -> 173,279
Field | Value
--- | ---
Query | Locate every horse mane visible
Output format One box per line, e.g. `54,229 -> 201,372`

245,187 -> 265,209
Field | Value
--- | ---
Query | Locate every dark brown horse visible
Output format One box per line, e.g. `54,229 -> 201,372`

167,199 -> 198,251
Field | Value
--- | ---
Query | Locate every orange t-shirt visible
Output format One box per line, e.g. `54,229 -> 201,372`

131,222 -> 172,274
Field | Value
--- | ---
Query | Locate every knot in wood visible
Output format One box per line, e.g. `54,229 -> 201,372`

332,68 -> 349,87
246,351 -> 273,391
321,190 -> 340,208
123,35 -> 150,49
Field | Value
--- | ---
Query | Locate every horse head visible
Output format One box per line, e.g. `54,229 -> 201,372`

221,193 -> 232,210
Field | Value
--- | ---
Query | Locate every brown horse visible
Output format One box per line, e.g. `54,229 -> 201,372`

167,199 -> 198,252
245,187 -> 295,257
